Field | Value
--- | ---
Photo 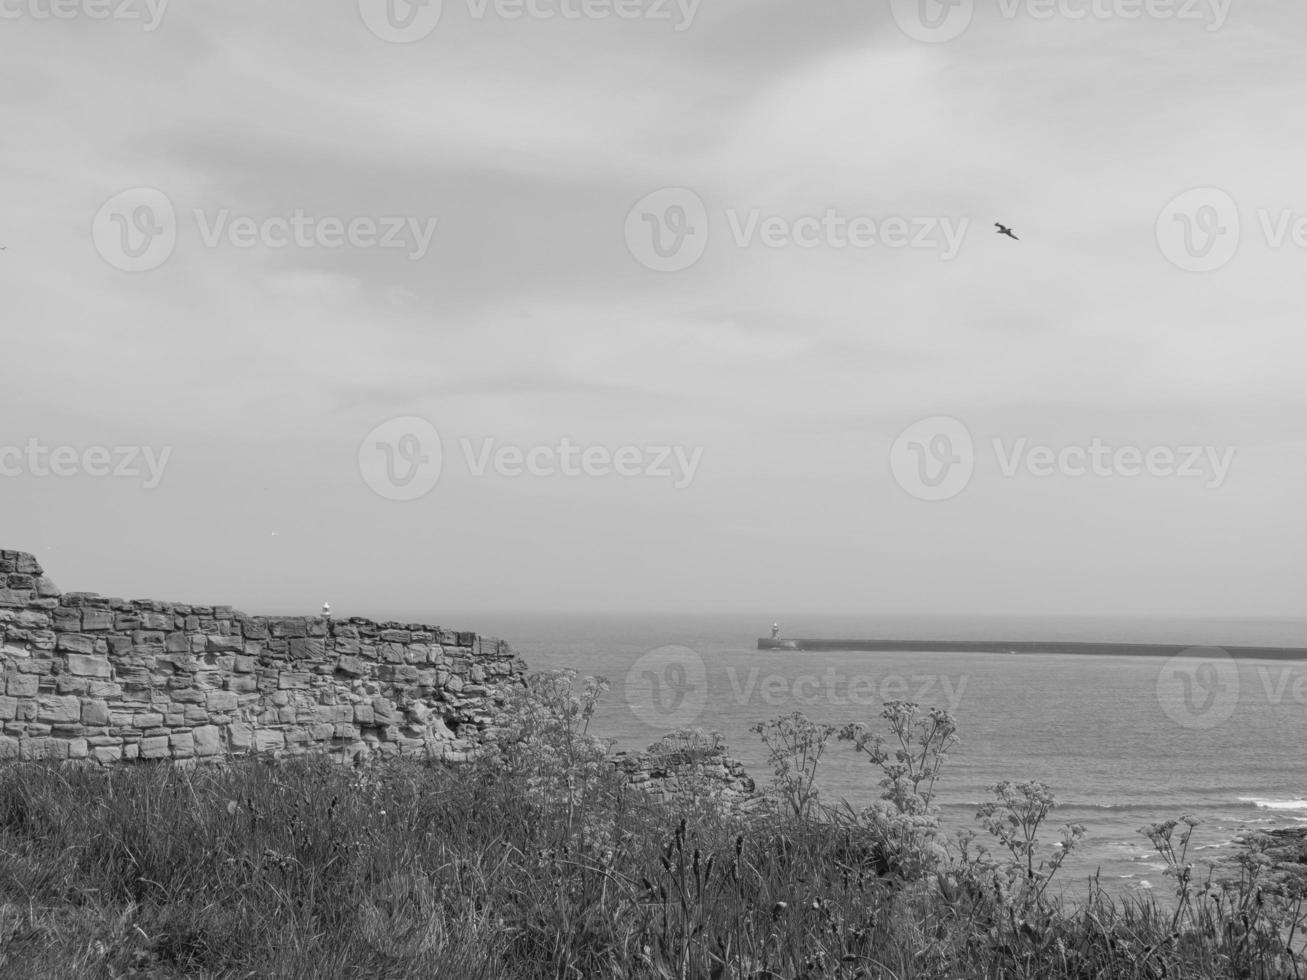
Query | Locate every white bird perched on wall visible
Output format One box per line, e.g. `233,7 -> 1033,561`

322,602 -> 331,619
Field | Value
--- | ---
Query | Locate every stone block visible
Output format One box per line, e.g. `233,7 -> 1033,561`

278,673 -> 311,690
183,705 -> 210,725
0,696 -> 15,721
317,704 -> 354,724
82,609 -> 114,631
132,713 -> 165,729
206,691 -> 238,712
67,653 -> 112,677
92,745 -> 122,764
288,638 -> 324,659
255,728 -> 285,752
55,674 -> 89,696
37,695 -> 81,724
0,735 -> 17,759
228,723 -> 253,750
193,725 -> 221,756
81,700 -> 110,725
56,634 -> 95,655
139,612 -> 172,630
140,735 -> 170,759
335,656 -> 365,677
66,738 -> 88,759
169,732 -> 195,758
206,634 -> 244,653
372,698 -> 398,724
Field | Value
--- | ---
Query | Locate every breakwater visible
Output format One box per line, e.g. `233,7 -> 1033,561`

757,638 -> 1307,658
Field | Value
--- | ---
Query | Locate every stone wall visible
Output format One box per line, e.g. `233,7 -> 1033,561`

0,550 -> 526,765
614,740 -> 762,812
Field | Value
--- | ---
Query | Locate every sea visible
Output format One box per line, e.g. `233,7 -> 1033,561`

421,613 -> 1307,902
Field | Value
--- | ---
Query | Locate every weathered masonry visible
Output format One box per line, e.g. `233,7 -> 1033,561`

0,550 -> 526,765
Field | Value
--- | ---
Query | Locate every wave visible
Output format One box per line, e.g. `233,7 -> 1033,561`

940,801 -> 1193,813
1238,797 -> 1307,812
943,798 -> 1307,816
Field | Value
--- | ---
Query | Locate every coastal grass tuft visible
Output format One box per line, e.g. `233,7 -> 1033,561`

0,675 -> 1303,978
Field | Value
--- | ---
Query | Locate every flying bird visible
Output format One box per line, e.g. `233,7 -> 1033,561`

995,223 -> 1019,241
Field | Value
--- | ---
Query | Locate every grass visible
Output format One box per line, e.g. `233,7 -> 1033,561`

0,677 -> 1304,978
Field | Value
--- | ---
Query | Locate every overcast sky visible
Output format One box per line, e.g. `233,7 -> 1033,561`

2,0 -> 1305,619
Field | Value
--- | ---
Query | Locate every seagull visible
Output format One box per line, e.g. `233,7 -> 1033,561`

995,223 -> 1019,241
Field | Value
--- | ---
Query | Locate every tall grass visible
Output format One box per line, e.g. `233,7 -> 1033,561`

0,676 -> 1303,978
